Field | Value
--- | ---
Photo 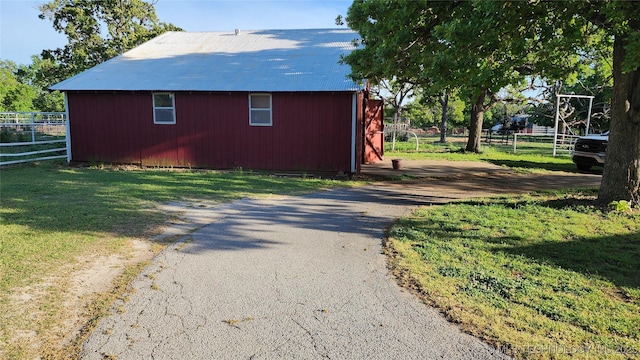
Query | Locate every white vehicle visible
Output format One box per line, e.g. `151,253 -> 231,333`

572,132 -> 608,171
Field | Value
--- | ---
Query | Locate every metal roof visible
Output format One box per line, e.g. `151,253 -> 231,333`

51,29 -> 363,92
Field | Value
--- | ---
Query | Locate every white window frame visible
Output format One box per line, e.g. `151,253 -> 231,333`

153,92 -> 176,125
249,93 -> 272,126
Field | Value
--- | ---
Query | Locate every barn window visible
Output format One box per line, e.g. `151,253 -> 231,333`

249,93 -> 272,126
153,93 -> 176,124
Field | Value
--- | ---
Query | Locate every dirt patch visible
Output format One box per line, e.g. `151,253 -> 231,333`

4,196 -> 226,359
5,239 -> 155,358
62,239 -> 154,339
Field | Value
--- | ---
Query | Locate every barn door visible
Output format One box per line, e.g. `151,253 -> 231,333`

363,98 -> 384,163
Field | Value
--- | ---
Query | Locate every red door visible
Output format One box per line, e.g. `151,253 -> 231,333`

363,99 -> 384,163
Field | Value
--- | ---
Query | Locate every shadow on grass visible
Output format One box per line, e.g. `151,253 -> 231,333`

0,163 -> 349,241
3,161 -> 486,257
447,195 -> 639,289
496,231 -> 640,289
484,159 -> 591,173
499,194 -> 639,289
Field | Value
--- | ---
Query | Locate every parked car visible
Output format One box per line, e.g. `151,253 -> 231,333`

572,132 -> 609,170
490,115 -> 529,134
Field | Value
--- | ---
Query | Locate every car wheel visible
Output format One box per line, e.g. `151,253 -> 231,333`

576,163 -> 592,171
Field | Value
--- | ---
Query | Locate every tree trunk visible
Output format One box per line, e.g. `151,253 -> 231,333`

598,36 -> 640,205
465,92 -> 486,153
391,108 -> 402,151
439,93 -> 449,143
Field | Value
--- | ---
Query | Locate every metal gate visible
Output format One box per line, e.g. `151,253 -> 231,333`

0,112 -> 68,166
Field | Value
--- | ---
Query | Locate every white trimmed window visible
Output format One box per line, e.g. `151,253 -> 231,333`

249,93 -> 272,126
153,92 -> 176,124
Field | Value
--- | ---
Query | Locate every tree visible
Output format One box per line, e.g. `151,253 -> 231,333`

525,1 -> 639,204
528,46 -> 613,133
589,1 -> 640,204
38,0 -> 181,83
0,60 -> 36,112
343,1 -> 585,153
343,1 -> 462,145
371,78 -> 416,122
403,99 -> 431,128
405,92 -> 465,129
416,91 -> 467,143
370,79 -> 416,149
16,56 -> 65,112
436,93 -> 449,143
344,0 -> 640,203
455,1 -> 640,204
432,2 -> 593,152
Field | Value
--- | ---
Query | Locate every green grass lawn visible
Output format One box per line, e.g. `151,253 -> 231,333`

386,190 -> 640,359
0,138 -> 621,359
385,135 -> 582,173
0,162 -> 353,358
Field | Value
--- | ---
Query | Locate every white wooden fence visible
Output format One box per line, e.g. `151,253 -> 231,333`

512,131 -> 580,156
0,112 -> 68,166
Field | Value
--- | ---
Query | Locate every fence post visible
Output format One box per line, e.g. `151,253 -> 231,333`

64,94 -> 71,163
30,112 -> 36,143
0,111 -> 68,166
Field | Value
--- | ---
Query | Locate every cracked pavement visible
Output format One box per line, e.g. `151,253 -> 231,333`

81,171 -> 601,359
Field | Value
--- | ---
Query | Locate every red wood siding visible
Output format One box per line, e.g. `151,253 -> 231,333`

363,98 -> 384,163
67,91 -> 356,173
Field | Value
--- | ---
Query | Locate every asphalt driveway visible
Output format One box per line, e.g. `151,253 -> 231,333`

81,164 -> 601,359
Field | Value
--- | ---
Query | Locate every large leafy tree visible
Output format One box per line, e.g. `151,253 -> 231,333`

489,1 -> 640,204
15,56 -> 65,112
38,0 -> 181,83
0,61 -> 36,112
344,1 -> 586,153
344,0 -> 640,204
342,1 -> 461,145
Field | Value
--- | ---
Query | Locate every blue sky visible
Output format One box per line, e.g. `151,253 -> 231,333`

0,0 -> 352,65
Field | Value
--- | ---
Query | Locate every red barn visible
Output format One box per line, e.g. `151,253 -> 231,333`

51,29 -> 383,175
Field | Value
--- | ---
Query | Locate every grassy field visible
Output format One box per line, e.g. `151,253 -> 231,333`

385,135 -> 582,173
0,162 -> 354,358
0,136 -> 620,359
386,189 -> 640,359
